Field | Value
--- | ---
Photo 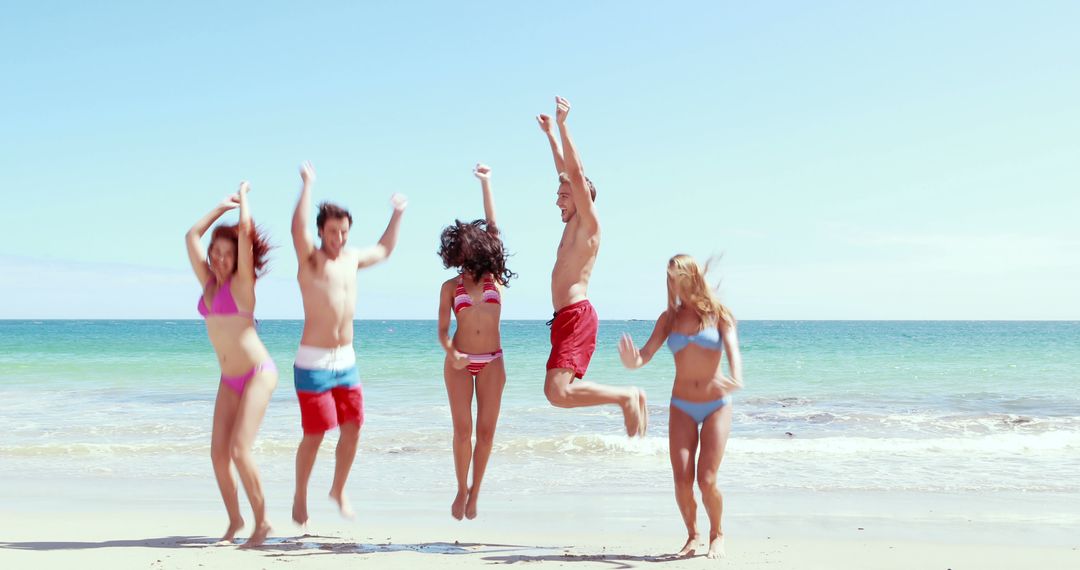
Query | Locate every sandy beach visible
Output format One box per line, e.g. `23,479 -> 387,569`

3,477 -> 1077,570
3,511 -> 1077,570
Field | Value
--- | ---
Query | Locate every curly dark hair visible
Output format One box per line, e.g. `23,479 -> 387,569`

437,219 -> 516,286
210,223 -> 274,279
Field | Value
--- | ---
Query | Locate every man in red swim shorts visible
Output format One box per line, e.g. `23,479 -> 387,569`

535,97 -> 646,437
290,161 -> 407,526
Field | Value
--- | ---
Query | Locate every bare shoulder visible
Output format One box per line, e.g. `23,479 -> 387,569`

657,309 -> 673,325
718,317 -> 738,336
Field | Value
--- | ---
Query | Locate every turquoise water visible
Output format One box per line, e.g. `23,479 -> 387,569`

1,320 -> 1078,496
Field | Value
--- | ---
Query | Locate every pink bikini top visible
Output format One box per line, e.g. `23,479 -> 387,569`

453,275 -> 501,314
197,278 -> 254,319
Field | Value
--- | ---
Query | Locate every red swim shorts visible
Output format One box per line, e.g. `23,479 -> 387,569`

296,384 -> 364,435
546,299 -> 598,379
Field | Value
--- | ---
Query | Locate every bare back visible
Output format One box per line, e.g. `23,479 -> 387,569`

298,248 -> 360,348
552,215 -> 599,310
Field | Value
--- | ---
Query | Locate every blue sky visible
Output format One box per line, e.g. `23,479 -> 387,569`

2,1 -> 1077,319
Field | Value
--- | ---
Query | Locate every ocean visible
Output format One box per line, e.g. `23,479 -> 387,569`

2,320 -> 1079,517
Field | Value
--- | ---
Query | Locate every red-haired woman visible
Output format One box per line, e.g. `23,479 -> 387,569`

185,181 -> 277,547
618,254 -> 744,559
436,164 -> 517,520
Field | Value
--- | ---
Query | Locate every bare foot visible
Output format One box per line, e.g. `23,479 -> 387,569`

637,389 -> 648,436
465,488 -> 479,520
292,495 -> 309,528
707,534 -> 726,559
622,389 -> 644,436
451,489 -> 467,520
215,517 -> 244,545
329,489 -> 355,520
239,522 -> 272,549
673,535 -> 699,557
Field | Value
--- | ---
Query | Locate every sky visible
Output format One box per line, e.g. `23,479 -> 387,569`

1,1 -> 1077,320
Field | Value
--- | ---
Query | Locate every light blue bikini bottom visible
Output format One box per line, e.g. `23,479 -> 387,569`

670,395 -> 731,425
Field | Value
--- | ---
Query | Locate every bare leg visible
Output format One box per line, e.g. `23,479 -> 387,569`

444,357 -> 474,520
293,430 -> 324,528
698,403 -> 733,559
210,383 -> 244,544
329,421 -> 359,519
230,371 -> 277,548
544,368 -> 644,436
466,358 -> 506,519
669,404 -> 701,557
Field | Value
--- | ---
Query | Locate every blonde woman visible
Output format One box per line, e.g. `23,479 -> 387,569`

618,254 -> 743,559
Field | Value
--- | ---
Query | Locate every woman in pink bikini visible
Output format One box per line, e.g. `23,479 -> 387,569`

436,164 -> 516,520
185,181 -> 277,547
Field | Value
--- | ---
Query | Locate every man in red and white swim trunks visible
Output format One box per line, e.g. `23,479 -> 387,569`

535,97 -> 646,437
290,161 -> 407,527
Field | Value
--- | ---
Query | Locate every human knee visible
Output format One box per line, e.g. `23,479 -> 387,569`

697,471 -> 718,492
475,423 -> 496,446
673,473 -> 695,492
301,432 -> 325,449
339,422 -> 361,440
230,439 -> 250,461
544,383 -> 572,407
453,420 -> 473,442
210,441 -> 231,464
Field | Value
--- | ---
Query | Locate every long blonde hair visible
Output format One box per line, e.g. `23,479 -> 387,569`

666,254 -> 735,328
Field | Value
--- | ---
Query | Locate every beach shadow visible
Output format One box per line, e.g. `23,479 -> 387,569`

0,536 -> 217,551
481,552 -> 695,567
261,539 -> 549,558
0,534 -> 343,552
1,535 -> 683,566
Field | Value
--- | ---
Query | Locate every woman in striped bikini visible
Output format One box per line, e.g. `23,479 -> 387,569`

436,163 -> 516,520
185,181 -> 277,547
618,254 -> 744,560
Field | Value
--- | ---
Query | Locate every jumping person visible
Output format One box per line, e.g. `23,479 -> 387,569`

618,254 -> 744,559
535,97 -> 646,436
290,161 -> 407,526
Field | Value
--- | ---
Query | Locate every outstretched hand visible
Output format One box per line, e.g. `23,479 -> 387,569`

618,333 -> 642,369
300,161 -> 316,186
390,193 -> 409,212
536,113 -> 553,134
473,163 -> 491,182
555,96 -> 571,124
218,193 -> 241,211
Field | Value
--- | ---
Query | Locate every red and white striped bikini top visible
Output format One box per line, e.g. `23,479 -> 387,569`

453,274 -> 501,314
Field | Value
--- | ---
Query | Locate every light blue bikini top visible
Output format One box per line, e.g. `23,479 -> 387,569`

667,327 -> 722,354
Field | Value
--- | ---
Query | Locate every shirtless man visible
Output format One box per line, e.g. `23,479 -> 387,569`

536,97 -> 646,436
290,161 -> 407,526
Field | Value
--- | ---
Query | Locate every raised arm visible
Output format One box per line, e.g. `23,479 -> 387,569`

473,163 -> 497,232
356,193 -> 408,269
292,161 -> 317,262
719,319 -> 744,392
185,194 -> 238,286
554,96 -> 599,231
235,181 -> 255,282
535,113 -> 565,176
618,311 -> 673,369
